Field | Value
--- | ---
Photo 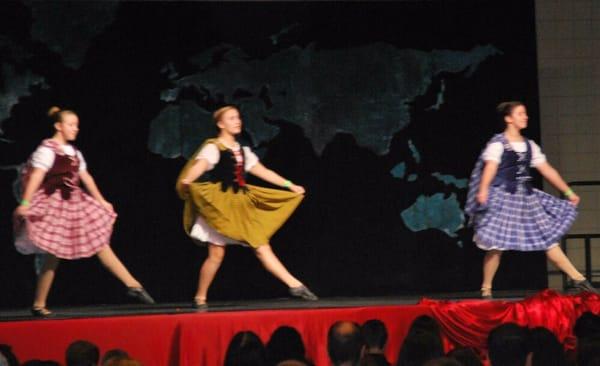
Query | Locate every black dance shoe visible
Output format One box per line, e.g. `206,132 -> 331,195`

31,307 -> 53,318
127,287 -> 156,304
572,279 -> 600,294
289,285 -> 318,301
193,297 -> 208,311
481,287 -> 493,300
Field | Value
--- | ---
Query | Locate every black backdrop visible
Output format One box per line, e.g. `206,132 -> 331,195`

0,1 -> 544,309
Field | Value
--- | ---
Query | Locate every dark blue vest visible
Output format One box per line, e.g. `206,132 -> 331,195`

491,137 -> 533,194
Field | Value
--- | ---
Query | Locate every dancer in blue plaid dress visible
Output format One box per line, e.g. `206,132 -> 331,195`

465,101 -> 598,298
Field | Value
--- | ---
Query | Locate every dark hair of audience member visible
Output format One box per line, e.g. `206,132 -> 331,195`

21,361 -> 61,366
361,353 -> 390,366
266,326 -> 311,366
396,330 -> 444,366
66,340 -> 100,366
0,345 -> 19,366
528,327 -> 566,366
446,347 -> 482,366
487,323 -> 529,366
328,321 -> 364,366
422,357 -> 463,366
574,312 -> 600,340
407,316 -> 441,338
224,331 -> 267,366
578,336 -> 600,366
361,319 -> 389,352
100,349 -> 129,366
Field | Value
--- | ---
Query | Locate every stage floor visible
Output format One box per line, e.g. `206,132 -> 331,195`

0,290 -> 539,322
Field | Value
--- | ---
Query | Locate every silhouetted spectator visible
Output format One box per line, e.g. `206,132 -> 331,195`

101,349 -> 129,366
528,327 -> 566,366
0,345 -> 19,366
266,326 -> 311,366
487,323 -> 529,366
407,316 -> 441,338
396,331 -> 444,366
423,357 -> 462,366
328,321 -> 364,366
66,340 -> 100,366
22,361 -> 61,366
446,347 -> 482,366
224,331 -> 267,366
361,354 -> 390,366
574,312 -> 600,340
577,337 -> 600,366
361,320 -> 390,366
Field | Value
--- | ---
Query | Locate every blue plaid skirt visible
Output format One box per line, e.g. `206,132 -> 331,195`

470,185 -> 577,251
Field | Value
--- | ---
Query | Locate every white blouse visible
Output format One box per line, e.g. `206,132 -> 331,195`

482,140 -> 546,167
31,144 -> 87,172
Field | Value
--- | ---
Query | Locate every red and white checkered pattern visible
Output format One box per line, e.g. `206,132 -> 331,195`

15,188 -> 116,259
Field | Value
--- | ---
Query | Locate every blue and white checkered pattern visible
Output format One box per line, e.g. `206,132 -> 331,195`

465,134 -> 577,251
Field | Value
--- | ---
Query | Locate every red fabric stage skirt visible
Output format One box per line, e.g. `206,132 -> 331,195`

0,290 -> 598,365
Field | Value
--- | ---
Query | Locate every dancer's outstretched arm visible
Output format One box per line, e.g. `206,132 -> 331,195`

179,159 -> 209,191
80,170 -> 114,212
536,162 -> 580,205
249,163 -> 305,194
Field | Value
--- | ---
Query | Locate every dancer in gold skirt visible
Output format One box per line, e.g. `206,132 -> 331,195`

177,105 -> 318,308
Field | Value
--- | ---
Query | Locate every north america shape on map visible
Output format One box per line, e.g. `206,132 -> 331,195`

148,42 -> 501,158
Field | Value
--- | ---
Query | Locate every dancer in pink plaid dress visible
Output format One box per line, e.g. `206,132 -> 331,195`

13,107 -> 154,316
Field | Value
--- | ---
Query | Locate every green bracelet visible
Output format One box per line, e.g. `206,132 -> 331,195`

20,199 -> 30,206
283,180 -> 292,188
564,188 -> 574,198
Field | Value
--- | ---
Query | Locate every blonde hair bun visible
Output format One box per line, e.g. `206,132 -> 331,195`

48,106 -> 61,117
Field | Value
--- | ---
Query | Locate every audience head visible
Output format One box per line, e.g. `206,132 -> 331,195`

574,312 -> 600,340
66,340 -> 100,366
327,321 -> 363,366
361,320 -> 388,353
407,316 -> 441,338
397,331 -> 444,366
224,331 -> 267,366
0,345 -> 18,366
446,347 -> 482,366
578,336 -> 600,366
21,362 -> 61,366
266,326 -> 307,365
528,327 -> 566,366
360,353 -> 390,366
422,357 -> 462,366
101,349 -> 129,366
487,323 -> 529,366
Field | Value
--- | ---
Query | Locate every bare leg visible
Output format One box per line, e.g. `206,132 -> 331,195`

546,245 -> 585,281
33,254 -> 60,309
482,250 -> 502,295
195,244 -> 226,304
254,244 -> 302,288
96,246 -> 141,288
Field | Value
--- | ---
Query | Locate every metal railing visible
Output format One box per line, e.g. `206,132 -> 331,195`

556,181 -> 600,290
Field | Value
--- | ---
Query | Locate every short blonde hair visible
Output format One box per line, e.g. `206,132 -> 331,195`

212,105 -> 239,123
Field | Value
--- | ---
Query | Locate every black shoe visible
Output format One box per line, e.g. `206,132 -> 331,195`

572,279 -> 600,295
481,287 -> 493,300
289,285 -> 318,301
31,307 -> 53,318
127,287 -> 155,304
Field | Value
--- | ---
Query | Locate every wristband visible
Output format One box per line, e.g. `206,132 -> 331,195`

283,180 -> 292,188
20,199 -> 30,207
564,188 -> 574,198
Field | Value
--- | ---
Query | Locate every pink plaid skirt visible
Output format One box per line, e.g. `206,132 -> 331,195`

14,188 -> 117,259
